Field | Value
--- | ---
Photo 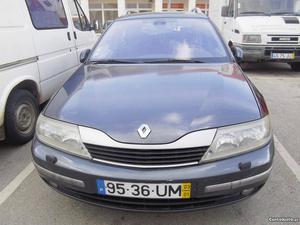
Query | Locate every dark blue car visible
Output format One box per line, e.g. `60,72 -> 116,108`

32,12 -> 274,212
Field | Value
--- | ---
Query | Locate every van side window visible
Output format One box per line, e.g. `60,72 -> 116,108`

25,0 -> 68,29
68,0 -> 90,31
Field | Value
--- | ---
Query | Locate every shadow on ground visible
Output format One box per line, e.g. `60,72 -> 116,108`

241,62 -> 300,77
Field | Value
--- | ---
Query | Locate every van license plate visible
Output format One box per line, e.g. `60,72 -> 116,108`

271,53 -> 295,59
96,179 -> 191,199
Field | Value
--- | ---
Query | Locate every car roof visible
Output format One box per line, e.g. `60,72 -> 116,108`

116,12 -> 208,21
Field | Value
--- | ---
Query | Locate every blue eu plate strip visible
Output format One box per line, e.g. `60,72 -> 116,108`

96,179 -> 106,195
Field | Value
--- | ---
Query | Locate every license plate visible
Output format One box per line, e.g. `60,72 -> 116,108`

96,179 -> 191,199
271,53 -> 295,59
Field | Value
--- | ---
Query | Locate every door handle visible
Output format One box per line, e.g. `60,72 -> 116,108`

73,31 -> 77,40
224,21 -> 227,24
67,32 -> 71,41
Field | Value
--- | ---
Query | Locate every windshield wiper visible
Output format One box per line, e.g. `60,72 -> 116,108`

143,58 -> 205,63
90,59 -> 141,64
240,11 -> 269,16
90,58 -> 206,64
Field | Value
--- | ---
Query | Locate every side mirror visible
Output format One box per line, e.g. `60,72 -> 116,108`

221,6 -> 229,17
80,49 -> 91,63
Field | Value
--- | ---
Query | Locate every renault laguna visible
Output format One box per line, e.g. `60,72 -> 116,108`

32,12 -> 274,211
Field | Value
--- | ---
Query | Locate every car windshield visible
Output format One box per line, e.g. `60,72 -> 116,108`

237,0 -> 300,16
90,18 -> 229,63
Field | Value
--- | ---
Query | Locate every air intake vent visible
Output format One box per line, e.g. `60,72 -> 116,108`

283,17 -> 299,24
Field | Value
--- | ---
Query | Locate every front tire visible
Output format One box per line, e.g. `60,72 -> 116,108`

290,62 -> 300,71
5,89 -> 39,145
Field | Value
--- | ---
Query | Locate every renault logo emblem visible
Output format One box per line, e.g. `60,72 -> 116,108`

137,124 -> 151,139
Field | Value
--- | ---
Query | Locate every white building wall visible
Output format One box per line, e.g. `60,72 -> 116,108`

117,0 -> 126,16
187,0 -> 196,11
208,0 -> 226,30
155,0 -> 163,11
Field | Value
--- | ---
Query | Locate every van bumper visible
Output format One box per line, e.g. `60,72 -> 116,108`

32,138 -> 275,212
237,44 -> 300,62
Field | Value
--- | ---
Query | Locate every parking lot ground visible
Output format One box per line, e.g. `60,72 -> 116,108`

0,143 -> 32,191
244,63 -> 300,165
0,63 -> 300,225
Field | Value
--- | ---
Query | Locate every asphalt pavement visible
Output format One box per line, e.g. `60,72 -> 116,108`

0,63 -> 299,225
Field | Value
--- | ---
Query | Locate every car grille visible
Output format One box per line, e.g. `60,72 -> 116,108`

267,34 -> 300,45
84,143 -> 208,168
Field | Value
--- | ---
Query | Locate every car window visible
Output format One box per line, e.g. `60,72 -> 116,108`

228,0 -> 234,17
76,1 -> 89,30
25,0 -> 68,29
90,18 -> 229,63
68,0 -> 89,31
237,0 -> 300,16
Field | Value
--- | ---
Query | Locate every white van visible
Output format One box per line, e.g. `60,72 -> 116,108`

210,0 -> 300,70
0,0 -> 97,144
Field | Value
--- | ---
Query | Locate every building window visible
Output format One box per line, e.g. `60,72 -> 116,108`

163,3 -> 184,11
90,11 -> 102,31
89,0 -> 118,33
126,0 -> 153,13
25,0 -> 68,29
104,11 -> 118,24
103,3 -> 118,8
139,2 -> 152,9
126,3 -> 137,9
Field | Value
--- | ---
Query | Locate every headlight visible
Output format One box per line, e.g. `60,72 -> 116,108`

201,116 -> 272,162
36,115 -> 91,158
243,35 -> 261,43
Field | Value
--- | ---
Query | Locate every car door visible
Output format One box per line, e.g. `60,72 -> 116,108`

25,0 -> 78,102
222,0 -> 235,43
66,0 -> 97,63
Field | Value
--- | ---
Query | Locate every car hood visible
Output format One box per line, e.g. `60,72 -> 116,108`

236,16 -> 300,33
45,63 -> 261,144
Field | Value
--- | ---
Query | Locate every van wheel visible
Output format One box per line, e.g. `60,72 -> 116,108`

290,62 -> 300,71
5,89 -> 39,145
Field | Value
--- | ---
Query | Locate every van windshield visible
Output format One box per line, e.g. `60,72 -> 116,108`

237,0 -> 300,16
90,18 -> 230,64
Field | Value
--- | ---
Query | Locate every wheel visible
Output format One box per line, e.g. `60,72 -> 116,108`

290,62 -> 300,71
5,89 -> 39,145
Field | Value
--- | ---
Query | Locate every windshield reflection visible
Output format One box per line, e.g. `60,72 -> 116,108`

90,18 -> 229,63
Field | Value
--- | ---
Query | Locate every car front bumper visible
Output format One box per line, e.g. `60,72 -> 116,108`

32,138 -> 274,212
237,44 -> 300,62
